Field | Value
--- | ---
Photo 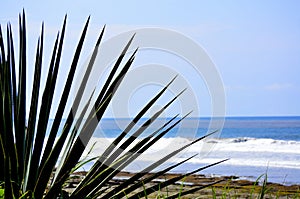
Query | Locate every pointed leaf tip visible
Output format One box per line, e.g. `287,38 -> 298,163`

183,110 -> 193,119
22,8 -> 25,19
96,25 -> 106,46
166,75 -> 178,88
62,15 -> 67,28
125,33 -> 136,49
133,47 -> 139,55
185,110 -> 193,116
176,88 -> 187,98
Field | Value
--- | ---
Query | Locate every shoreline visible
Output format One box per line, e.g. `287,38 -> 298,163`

67,171 -> 300,198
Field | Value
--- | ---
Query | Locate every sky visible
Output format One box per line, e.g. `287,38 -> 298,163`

1,0 -> 300,117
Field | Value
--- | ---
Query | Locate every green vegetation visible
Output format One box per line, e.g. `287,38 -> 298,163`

105,173 -> 299,198
0,10 -> 225,198
209,174 -> 300,199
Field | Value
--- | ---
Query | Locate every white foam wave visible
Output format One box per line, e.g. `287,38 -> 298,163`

202,137 -> 300,153
83,137 -> 300,170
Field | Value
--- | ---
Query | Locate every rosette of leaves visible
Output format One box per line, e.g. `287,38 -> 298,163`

0,10 -> 225,199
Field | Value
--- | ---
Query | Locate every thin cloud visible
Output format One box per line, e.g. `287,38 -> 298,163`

225,85 -> 253,91
264,83 -> 293,91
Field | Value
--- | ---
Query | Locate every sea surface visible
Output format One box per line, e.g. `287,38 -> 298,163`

54,116 -> 300,185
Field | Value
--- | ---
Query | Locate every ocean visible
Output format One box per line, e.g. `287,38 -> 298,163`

79,116 -> 300,185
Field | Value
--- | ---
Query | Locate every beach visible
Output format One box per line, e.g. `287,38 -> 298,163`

66,171 -> 300,198
59,116 -> 300,197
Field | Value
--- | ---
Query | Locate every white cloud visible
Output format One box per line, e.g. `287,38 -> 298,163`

264,83 -> 293,91
225,85 -> 253,91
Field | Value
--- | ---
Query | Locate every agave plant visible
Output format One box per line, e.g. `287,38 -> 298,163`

0,10 -> 225,198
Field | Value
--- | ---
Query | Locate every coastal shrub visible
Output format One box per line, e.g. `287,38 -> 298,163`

0,10 -> 225,198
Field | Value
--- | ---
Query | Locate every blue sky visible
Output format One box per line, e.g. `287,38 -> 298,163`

1,0 -> 300,117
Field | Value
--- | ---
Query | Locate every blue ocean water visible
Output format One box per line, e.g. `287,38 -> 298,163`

94,116 -> 300,141
221,116 -> 300,141
48,116 -> 300,185
89,116 -> 300,185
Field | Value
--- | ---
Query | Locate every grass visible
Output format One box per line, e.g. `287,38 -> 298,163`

46,160 -> 299,199
125,173 -> 299,199
210,174 -> 299,199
